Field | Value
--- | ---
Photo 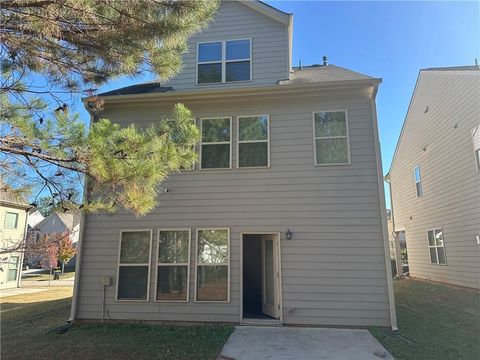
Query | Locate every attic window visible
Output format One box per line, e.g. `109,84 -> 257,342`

197,39 -> 251,84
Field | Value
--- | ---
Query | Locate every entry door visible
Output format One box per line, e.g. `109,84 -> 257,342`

261,235 -> 279,319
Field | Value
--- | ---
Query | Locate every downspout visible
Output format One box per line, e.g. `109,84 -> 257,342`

68,100 -> 95,323
17,207 -> 30,288
385,175 -> 403,275
370,86 -> 398,331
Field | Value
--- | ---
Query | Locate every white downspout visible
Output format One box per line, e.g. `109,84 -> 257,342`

370,88 -> 398,331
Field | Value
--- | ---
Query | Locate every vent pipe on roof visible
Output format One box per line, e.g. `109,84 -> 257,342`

322,56 -> 328,66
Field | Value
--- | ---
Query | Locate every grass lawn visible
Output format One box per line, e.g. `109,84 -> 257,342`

22,268 -> 76,281
1,287 -> 233,360
370,278 -> 480,360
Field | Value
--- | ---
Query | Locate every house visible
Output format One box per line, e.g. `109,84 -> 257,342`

27,209 -> 44,229
386,65 -> 480,289
0,190 -> 30,289
71,0 -> 396,328
27,211 -> 81,267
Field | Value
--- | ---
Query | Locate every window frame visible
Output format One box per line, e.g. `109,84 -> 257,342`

199,117 -> 232,170
427,228 -> 448,265
7,255 -> 20,282
196,38 -> 252,85
471,125 -> 480,171
194,228 -> 230,303
155,228 -> 191,303
4,211 -> 19,229
414,165 -> 423,198
115,229 -> 153,302
236,114 -> 270,169
312,110 -> 351,166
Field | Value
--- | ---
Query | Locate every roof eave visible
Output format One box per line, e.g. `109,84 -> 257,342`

240,0 -> 292,25
84,78 -> 382,105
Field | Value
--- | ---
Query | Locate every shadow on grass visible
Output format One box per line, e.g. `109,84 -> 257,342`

1,296 -> 233,360
370,278 -> 480,360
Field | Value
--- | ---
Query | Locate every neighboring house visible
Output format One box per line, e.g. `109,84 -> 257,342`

0,191 -> 30,289
72,0 -> 396,329
386,65 -> 480,289
28,211 -> 81,267
27,209 -> 44,229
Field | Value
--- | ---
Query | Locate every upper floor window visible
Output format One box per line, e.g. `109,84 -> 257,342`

197,39 -> 251,84
414,165 -> 423,197
4,212 -> 18,229
200,117 -> 232,169
427,228 -> 447,265
471,124 -> 480,171
313,111 -> 350,165
238,115 -> 269,168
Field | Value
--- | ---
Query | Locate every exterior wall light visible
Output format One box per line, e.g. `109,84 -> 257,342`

286,229 -> 293,240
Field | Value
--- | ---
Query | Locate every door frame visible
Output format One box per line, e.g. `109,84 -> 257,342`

239,232 -> 283,324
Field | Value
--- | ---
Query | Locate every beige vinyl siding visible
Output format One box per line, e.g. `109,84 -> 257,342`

75,89 -> 392,327
389,69 -> 480,289
162,0 -> 289,90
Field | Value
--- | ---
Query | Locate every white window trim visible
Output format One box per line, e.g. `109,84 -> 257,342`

194,228 -> 230,303
115,229 -> 153,302
312,110 -> 351,166
199,117 -> 232,170
155,228 -> 191,303
427,228 -> 447,266
4,211 -> 19,229
414,165 -> 423,198
196,38 -> 252,85
236,114 -> 270,169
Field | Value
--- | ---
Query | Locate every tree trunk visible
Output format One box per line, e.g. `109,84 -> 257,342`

61,261 -> 65,274
49,268 -> 52,286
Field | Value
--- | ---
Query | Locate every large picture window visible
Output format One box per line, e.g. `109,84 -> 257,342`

238,115 -> 269,168
427,228 -> 447,265
313,111 -> 350,165
117,230 -> 152,301
201,118 -> 231,169
197,39 -> 251,84
196,229 -> 229,302
156,229 -> 191,302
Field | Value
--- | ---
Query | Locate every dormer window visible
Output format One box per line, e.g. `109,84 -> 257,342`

197,39 -> 251,84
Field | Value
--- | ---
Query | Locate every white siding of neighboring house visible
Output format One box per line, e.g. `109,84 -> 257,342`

75,87 -> 393,327
0,204 -> 28,289
389,69 -> 480,289
162,0 -> 290,91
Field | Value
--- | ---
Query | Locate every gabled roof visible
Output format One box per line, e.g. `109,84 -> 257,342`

33,210 -> 81,232
240,0 -> 291,25
387,64 -> 480,176
0,187 -> 30,210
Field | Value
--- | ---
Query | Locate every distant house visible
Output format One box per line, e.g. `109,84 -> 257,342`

386,65 -> 480,289
28,211 -> 81,267
72,0 -> 396,329
0,190 -> 30,289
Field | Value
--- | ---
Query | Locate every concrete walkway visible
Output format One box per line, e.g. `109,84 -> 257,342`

218,326 -> 393,360
0,287 -> 47,298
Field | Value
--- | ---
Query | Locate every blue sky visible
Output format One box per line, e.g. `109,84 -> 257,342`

71,1 -> 478,207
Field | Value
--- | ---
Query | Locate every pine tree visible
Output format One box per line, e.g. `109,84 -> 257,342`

0,0 -> 220,215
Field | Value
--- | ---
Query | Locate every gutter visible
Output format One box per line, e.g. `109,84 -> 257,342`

370,85 -> 398,331
83,78 -> 382,105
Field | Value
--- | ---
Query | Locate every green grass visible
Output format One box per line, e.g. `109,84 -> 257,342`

370,278 -> 480,360
1,288 -> 233,360
22,268 -> 76,281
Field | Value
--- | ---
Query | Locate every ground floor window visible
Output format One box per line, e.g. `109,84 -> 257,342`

427,228 -> 447,265
196,229 -> 229,302
7,255 -> 20,282
156,229 -> 191,302
117,230 -> 152,301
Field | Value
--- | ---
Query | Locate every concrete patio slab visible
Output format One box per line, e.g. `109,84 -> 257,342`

218,326 -> 393,360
